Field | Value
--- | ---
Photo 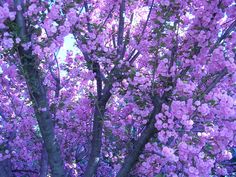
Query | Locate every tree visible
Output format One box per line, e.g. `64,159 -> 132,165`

0,0 -> 236,176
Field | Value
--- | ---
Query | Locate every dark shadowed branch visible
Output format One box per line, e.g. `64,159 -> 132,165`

117,94 -> 163,177
117,0 -> 126,50
210,20 -> 236,53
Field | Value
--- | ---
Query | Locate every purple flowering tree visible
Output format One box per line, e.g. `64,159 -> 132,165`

0,0 -> 236,177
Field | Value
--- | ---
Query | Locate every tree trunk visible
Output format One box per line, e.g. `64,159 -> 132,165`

84,104 -> 105,177
117,97 -> 163,177
39,146 -> 48,177
14,0 -> 65,176
0,159 -> 13,177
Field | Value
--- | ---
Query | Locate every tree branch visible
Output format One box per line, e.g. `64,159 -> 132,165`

177,19 -> 236,83
12,169 -> 38,174
49,62 -> 60,98
194,67 -> 228,102
117,95 -> 163,177
121,13 -> 134,60
210,19 -> 236,53
97,5 -> 115,33
127,0 -> 154,63
84,1 -> 92,33
117,0 -> 126,50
